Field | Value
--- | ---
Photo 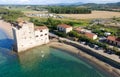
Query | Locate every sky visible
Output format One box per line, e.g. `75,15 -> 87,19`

0,0 -> 120,4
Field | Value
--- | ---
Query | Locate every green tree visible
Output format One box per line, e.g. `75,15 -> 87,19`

2,10 -> 24,23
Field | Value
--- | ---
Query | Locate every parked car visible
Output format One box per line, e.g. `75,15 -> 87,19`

80,41 -> 86,45
95,47 -> 104,50
88,43 -> 95,48
104,50 -> 115,55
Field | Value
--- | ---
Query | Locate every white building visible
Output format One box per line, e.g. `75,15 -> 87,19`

12,21 -> 49,52
74,27 -> 91,33
84,32 -> 98,40
74,27 -> 97,40
104,32 -> 111,36
57,24 -> 73,33
107,36 -> 120,47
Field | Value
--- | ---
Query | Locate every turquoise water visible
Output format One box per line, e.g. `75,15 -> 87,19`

0,46 -> 112,77
0,29 -> 113,77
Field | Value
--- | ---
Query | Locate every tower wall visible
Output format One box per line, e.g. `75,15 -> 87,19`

12,22 -> 49,52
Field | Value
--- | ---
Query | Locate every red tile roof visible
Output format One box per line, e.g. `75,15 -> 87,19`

107,36 -> 116,41
85,32 -> 96,39
35,26 -> 48,30
58,24 -> 72,28
116,38 -> 120,42
107,36 -> 120,42
74,27 -> 82,33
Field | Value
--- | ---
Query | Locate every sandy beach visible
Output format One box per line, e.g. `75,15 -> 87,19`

48,41 -> 120,77
0,20 -> 13,39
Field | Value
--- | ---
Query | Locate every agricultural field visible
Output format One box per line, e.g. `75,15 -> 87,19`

58,11 -> 120,19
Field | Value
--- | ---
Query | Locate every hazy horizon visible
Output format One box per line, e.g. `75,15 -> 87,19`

0,0 -> 119,5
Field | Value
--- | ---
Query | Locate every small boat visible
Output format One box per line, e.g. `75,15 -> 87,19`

41,54 -> 45,58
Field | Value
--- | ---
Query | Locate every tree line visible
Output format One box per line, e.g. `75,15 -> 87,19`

46,7 -> 91,14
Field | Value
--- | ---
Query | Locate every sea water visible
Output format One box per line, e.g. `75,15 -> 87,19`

0,29 -> 113,77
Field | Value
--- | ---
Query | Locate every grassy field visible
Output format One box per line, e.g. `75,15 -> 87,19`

58,11 -> 120,19
30,17 -> 90,28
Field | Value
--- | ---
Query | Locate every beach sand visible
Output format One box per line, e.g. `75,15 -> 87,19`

0,20 -> 13,39
48,42 -> 120,77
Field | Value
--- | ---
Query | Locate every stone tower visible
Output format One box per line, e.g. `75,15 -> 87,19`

12,21 -> 49,52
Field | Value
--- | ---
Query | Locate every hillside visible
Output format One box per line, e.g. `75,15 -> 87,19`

81,2 -> 120,12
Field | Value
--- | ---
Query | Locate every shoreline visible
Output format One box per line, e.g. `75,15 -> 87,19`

48,41 -> 120,77
0,20 -> 13,39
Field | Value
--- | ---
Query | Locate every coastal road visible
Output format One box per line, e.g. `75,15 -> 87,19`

59,37 -> 120,63
49,32 -> 120,64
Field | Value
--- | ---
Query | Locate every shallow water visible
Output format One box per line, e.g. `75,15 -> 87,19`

0,46 -> 113,77
0,29 -> 114,77
0,29 -> 13,50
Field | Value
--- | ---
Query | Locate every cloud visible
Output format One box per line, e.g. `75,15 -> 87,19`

20,0 -> 30,3
0,0 -> 30,4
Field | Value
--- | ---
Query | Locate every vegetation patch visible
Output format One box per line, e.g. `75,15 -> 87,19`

0,8 -> 24,22
46,6 -> 91,14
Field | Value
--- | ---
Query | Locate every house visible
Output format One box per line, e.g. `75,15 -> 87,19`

104,32 -> 111,36
74,27 -> 91,33
107,36 -> 120,47
74,27 -> 97,40
84,32 -> 98,40
74,27 -> 82,33
12,21 -> 49,52
57,24 -> 72,33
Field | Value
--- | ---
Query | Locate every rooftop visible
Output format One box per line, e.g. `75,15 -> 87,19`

12,21 -> 33,29
85,32 -> 97,38
58,24 -> 72,28
74,27 -> 82,33
35,26 -> 48,30
107,36 -> 120,42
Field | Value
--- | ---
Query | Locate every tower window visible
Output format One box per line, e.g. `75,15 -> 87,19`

40,30 -> 43,32
36,35 -> 38,37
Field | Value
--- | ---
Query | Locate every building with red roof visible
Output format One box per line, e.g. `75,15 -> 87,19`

57,24 -> 73,33
74,27 -> 91,33
107,36 -> 120,47
84,32 -> 97,40
74,27 -> 97,40
74,27 -> 82,33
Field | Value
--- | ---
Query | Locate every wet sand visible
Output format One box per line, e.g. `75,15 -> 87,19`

48,42 -> 120,77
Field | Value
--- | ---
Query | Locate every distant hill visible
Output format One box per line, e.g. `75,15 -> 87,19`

106,2 -> 120,6
46,2 -> 120,12
47,2 -> 84,6
46,2 -> 120,7
80,2 -> 120,12
80,2 -> 120,8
